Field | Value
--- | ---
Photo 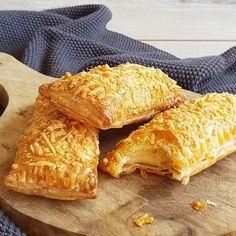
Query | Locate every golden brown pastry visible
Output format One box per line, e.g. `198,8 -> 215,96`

191,201 -> 207,213
4,96 -> 99,200
100,93 -> 236,184
39,63 -> 186,130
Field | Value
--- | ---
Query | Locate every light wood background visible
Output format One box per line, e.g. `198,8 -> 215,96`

0,0 -> 236,58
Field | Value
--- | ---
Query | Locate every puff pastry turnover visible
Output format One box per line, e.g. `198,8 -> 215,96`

100,93 -> 236,184
39,63 -> 186,129
4,96 -> 99,200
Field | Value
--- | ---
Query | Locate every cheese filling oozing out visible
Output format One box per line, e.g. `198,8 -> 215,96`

120,137 -> 236,180
122,146 -> 172,174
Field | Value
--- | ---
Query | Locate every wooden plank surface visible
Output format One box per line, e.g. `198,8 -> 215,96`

0,53 -> 236,236
143,41 -> 236,58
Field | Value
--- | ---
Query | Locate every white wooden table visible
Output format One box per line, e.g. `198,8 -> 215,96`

1,0 -> 236,58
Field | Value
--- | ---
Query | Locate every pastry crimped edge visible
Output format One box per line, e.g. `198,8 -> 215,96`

4,96 -> 99,200
4,182 -> 97,200
40,84 -> 186,130
39,63 -> 187,130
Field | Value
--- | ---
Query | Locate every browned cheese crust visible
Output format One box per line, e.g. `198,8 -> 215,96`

39,63 -> 186,129
100,93 -> 236,184
4,96 -> 99,200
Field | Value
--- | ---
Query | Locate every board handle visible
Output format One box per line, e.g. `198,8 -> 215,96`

0,84 -> 9,118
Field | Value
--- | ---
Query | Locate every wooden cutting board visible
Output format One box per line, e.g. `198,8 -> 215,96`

0,52 -> 235,236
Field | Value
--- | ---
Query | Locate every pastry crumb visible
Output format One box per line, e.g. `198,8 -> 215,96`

140,169 -> 148,179
181,176 -> 190,185
134,213 -> 154,227
191,201 -> 207,212
102,158 -> 108,166
64,72 -> 72,77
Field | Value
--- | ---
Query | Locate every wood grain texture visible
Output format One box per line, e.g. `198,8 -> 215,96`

143,41 -> 236,58
0,53 -> 235,236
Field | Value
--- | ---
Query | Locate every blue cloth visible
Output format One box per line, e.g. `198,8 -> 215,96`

0,211 -> 25,236
0,4 -> 236,235
1,5 -> 236,94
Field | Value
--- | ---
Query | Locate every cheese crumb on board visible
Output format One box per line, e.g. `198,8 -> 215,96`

134,213 -> 154,227
191,201 -> 207,212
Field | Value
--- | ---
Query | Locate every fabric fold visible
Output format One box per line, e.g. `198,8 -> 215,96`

1,4 -> 236,93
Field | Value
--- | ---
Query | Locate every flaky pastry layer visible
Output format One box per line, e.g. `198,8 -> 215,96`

39,63 -> 186,129
100,93 -> 236,184
4,96 -> 99,200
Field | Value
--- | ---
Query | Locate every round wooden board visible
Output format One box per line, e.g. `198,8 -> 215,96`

0,53 -> 235,236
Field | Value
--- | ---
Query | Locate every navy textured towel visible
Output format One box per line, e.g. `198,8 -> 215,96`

0,4 -> 236,235
0,211 -> 25,236
1,5 -> 236,94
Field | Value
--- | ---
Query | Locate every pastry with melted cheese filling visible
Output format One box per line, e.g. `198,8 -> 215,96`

4,96 -> 99,200
100,93 -> 236,184
39,63 -> 186,130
